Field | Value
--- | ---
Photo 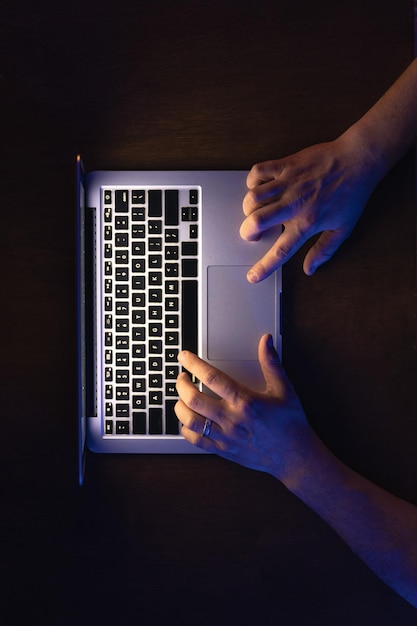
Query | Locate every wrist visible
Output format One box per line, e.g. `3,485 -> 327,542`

268,423 -> 328,490
334,126 -> 387,193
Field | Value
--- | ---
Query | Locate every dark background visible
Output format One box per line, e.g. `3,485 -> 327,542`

1,1 -> 417,624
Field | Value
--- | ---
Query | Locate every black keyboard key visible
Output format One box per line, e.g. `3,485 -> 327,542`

133,412 -> 147,434
148,238 -> 163,251
182,281 -> 198,353
116,386 -> 130,400
149,390 -> 163,405
132,276 -> 145,290
148,190 -> 162,217
165,246 -> 179,260
149,374 -> 163,387
149,357 -> 163,371
165,229 -> 179,242
165,297 -> 179,311
132,242 -> 145,256
132,327 -> 145,341
116,421 -> 130,434
149,408 -> 163,434
165,190 -> 179,225
116,404 -> 129,417
132,258 -> 146,273
166,365 -> 179,379
133,378 -> 146,392
149,272 -> 163,285
165,315 -> 179,329
132,310 -> 146,325
189,189 -> 199,204
132,225 -> 146,238
116,370 -> 129,383
115,190 -> 129,212
165,280 -> 179,294
115,216 -> 128,229
149,289 -> 163,303
133,396 -> 146,410
149,323 -> 163,337
182,259 -> 198,277
149,340 -> 163,354
165,400 -> 179,434
132,190 -> 145,204
181,207 -> 198,221
182,242 -> 198,256
116,268 -> 128,281
165,383 -> 177,396
149,306 -> 162,319
105,385 -> 113,399
132,208 -> 146,221
132,293 -> 146,307
115,336 -> 129,349
165,331 -> 179,345
165,263 -> 179,277
115,233 -> 129,247
133,361 -> 146,375
115,353 -> 129,366
116,250 -> 128,263
148,220 -> 162,234
133,344 -> 146,359
165,348 -> 178,362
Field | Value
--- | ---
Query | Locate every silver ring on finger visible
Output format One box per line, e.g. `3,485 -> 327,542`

201,418 -> 212,438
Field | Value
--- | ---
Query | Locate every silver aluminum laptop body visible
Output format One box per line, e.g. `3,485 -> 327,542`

77,157 -> 281,484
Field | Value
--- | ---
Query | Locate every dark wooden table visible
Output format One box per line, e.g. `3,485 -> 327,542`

2,1 -> 416,623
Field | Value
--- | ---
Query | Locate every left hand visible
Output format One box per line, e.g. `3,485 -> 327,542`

175,334 -> 312,481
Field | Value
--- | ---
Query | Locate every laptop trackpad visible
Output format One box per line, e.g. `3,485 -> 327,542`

207,265 -> 276,361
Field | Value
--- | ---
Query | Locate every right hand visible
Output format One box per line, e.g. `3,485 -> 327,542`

240,137 -> 375,281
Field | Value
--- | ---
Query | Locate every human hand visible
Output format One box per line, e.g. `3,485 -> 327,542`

175,334 -> 313,482
240,137 -> 376,281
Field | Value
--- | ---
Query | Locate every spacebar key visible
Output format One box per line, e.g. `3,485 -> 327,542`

181,280 -> 198,354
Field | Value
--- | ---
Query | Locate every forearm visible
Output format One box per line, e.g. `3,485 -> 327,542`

338,58 -> 417,187
274,431 -> 417,608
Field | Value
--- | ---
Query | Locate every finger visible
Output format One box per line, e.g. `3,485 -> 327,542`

246,160 -> 284,189
180,423 -> 218,452
240,200 -> 294,241
177,351 -> 246,404
257,334 -> 289,396
303,228 -> 350,276
242,178 -> 286,217
246,226 -> 309,283
174,398 -> 216,438
175,399 -> 220,452
176,371 -> 224,422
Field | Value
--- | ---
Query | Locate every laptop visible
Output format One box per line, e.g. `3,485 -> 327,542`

77,156 -> 282,484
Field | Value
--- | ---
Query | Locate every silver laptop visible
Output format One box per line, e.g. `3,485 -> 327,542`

77,156 -> 282,483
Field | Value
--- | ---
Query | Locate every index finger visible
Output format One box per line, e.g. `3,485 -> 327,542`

177,350 -> 245,403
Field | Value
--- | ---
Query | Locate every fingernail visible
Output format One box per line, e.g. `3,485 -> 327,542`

247,270 -> 258,283
266,334 -> 274,348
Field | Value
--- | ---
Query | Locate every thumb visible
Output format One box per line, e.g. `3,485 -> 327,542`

258,334 -> 288,396
303,228 -> 350,276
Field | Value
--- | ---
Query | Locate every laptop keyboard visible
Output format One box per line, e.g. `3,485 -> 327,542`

100,186 -> 200,437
